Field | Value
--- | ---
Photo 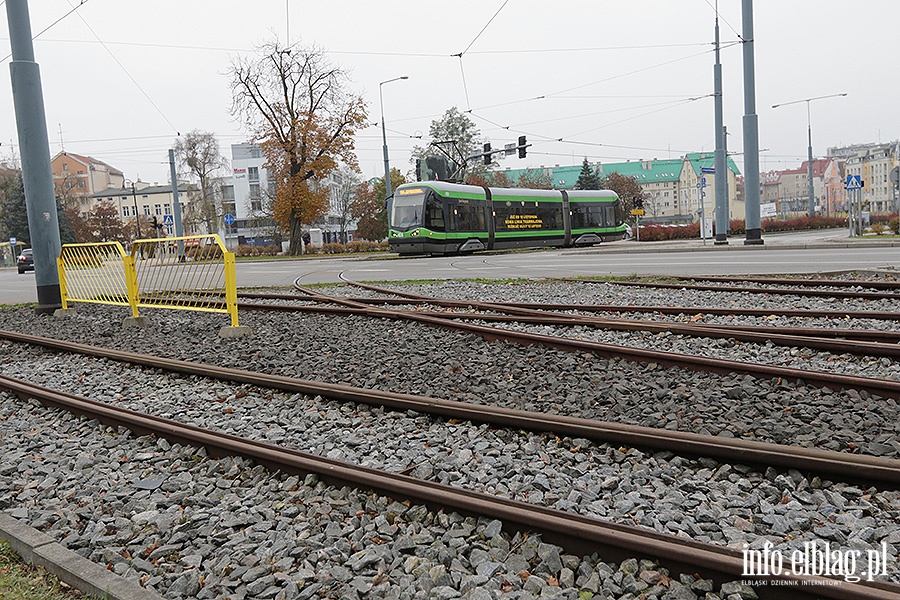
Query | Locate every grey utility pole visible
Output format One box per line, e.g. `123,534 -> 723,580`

168,149 -> 185,259
713,3 -> 728,245
741,0 -> 763,245
6,0 -> 63,312
771,93 -> 847,218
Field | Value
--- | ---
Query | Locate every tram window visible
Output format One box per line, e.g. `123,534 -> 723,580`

571,204 -> 604,228
457,204 -> 486,231
425,196 -> 445,231
391,193 -> 424,229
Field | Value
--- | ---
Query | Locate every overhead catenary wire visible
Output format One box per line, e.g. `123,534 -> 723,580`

63,0 -> 180,135
0,0 -> 88,61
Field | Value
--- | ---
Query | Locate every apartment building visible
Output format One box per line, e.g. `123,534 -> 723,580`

501,153 -> 743,223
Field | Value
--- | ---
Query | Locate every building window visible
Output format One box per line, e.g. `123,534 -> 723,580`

123,206 -> 130,217
155,204 -> 162,215
251,200 -> 262,211
164,205 -> 172,215
62,163 -> 68,172
249,183 -> 260,199
248,166 -> 259,182
144,206 -> 151,216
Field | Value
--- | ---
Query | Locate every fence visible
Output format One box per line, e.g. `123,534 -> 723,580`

57,234 -> 240,328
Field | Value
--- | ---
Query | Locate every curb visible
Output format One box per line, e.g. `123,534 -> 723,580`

0,512 -> 165,600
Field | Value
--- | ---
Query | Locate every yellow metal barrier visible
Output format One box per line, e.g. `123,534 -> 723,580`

131,234 -> 239,327
57,235 -> 241,330
57,242 -> 138,317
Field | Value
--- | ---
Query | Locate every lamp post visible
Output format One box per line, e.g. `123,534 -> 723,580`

772,93 -> 847,217
380,76 -> 408,202
123,179 -> 140,239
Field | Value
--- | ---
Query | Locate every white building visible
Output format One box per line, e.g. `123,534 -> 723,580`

226,143 -> 277,247
225,142 -> 358,248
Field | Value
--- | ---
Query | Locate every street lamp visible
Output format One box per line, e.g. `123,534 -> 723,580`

380,76 -> 408,202
123,179 -> 140,239
772,93 -> 847,217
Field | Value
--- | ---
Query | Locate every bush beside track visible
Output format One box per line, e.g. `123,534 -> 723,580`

637,213 -> 898,241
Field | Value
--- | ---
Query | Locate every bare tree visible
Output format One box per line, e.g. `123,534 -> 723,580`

174,130 -> 228,235
228,39 -> 367,255
330,165 -> 361,243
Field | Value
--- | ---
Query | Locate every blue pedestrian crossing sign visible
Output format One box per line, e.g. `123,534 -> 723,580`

163,214 -> 174,226
845,175 -> 862,190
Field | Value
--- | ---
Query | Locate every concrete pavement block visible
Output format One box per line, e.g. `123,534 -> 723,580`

0,512 -> 165,600
33,542 -> 165,600
0,512 -> 54,563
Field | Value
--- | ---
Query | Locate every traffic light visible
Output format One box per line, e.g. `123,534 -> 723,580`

518,136 -> 527,158
483,143 -> 492,165
634,197 -> 644,209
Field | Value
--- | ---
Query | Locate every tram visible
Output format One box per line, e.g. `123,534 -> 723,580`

388,181 -> 627,255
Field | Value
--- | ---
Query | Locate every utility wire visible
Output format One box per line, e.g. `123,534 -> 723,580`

456,0 -> 510,57
1,0 -> 88,61
65,0 -> 180,135
703,0 -> 742,40
452,0 -> 510,112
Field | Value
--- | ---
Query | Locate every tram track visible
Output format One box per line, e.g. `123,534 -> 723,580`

3,328 -> 898,485
5,278 -> 895,597
245,280 -> 900,401
241,288 -> 900,358
564,277 -> 900,301
7,373 -> 900,600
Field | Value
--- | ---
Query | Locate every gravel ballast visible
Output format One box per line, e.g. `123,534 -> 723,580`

2,278 -> 900,597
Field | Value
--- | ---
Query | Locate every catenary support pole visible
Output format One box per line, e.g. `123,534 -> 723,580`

6,0 -> 63,312
713,3 -> 728,245
741,0 -> 763,245
169,149 -> 185,259
807,105 -> 816,216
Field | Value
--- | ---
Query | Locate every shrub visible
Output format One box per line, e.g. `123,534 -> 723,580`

321,243 -> 346,254
890,217 -> 900,234
235,244 -> 280,257
345,240 -> 381,253
870,222 -> 886,235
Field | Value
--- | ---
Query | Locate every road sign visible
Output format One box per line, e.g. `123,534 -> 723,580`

631,209 -> 645,216
224,213 -> 236,225
9,237 -> 15,247
845,175 -> 862,190
163,214 -> 174,226
701,167 -> 715,174
701,177 -> 707,187
503,143 -> 516,156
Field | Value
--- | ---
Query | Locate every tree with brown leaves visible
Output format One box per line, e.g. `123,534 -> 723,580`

229,40 -> 367,255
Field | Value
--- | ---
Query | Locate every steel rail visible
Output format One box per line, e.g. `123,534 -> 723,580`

247,286 -> 900,358
5,374 -> 897,600
240,291 -> 900,321
290,282 -> 900,403
241,299 -> 900,359
3,328 -> 900,486
675,275 -> 900,291
565,278 -> 900,301
241,289 -> 900,341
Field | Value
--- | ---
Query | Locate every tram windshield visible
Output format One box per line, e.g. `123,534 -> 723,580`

391,189 -> 426,230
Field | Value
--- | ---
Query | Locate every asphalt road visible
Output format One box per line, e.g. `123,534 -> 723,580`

4,229 -> 898,305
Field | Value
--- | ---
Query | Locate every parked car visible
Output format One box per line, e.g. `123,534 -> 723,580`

624,224 -> 633,239
17,248 -> 33,274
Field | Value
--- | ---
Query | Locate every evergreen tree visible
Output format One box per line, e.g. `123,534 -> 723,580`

0,173 -> 30,246
574,157 -> 601,190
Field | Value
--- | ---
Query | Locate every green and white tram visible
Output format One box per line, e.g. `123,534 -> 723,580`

388,181 -> 626,255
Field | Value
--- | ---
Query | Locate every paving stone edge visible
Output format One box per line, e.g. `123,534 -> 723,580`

0,512 -> 165,600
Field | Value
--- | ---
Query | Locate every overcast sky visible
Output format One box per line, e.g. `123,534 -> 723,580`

1,1 -> 897,186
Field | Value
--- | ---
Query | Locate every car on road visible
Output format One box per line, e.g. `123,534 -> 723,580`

624,224 -> 633,239
17,248 -> 33,274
